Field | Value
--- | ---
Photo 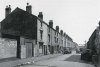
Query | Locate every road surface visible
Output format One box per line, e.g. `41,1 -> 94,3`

15,51 -> 94,67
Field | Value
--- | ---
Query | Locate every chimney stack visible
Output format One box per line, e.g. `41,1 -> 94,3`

26,3 -> 32,14
49,20 -> 53,28
99,21 -> 100,26
64,33 -> 65,36
5,5 -> 11,17
38,12 -> 43,20
56,26 -> 59,32
60,30 -> 63,35
65,34 -> 67,38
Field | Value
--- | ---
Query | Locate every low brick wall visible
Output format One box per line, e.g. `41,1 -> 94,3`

92,55 -> 99,67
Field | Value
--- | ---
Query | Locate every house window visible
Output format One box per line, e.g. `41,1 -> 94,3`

40,30 -> 43,40
48,45 -> 50,51
57,33 -> 58,36
48,34 -> 50,42
55,31 -> 56,35
62,40 -> 63,44
41,22 -> 42,27
39,44 -> 43,48
64,41 -> 66,45
49,28 -> 50,32
57,38 -> 58,43
55,37 -> 56,43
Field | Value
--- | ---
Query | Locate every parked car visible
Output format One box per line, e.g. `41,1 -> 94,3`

63,47 -> 72,54
76,49 -> 81,53
81,49 -> 92,61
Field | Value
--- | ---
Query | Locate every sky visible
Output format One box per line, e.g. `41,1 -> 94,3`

0,0 -> 100,44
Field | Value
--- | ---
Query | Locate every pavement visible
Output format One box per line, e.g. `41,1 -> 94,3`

0,54 -> 61,67
16,51 -> 95,67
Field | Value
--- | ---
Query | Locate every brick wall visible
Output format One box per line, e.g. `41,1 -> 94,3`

0,38 -> 17,59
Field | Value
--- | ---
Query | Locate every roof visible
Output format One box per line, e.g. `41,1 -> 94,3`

88,29 -> 96,43
1,7 -> 37,39
87,27 -> 98,49
1,7 -> 73,40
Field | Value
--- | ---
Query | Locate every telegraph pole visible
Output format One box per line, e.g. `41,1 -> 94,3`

84,40 -> 87,49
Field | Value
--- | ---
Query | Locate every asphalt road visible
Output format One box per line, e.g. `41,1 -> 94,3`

16,51 -> 94,67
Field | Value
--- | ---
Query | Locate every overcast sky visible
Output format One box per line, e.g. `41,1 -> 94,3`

0,0 -> 100,44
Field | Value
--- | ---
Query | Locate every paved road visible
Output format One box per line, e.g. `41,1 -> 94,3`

16,51 -> 94,67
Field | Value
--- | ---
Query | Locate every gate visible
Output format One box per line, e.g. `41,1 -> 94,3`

26,42 -> 33,58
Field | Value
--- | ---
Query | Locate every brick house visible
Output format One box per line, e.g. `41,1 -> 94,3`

86,22 -> 100,66
0,3 -> 75,60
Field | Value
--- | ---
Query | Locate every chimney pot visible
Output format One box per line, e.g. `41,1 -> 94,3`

26,3 -> 32,14
60,30 -> 63,35
38,12 -> 43,20
5,5 -> 11,17
39,12 -> 42,15
9,5 -> 11,7
6,6 -> 8,8
27,3 -> 29,6
56,26 -> 59,32
64,33 -> 66,36
49,20 -> 53,28
99,21 -> 100,26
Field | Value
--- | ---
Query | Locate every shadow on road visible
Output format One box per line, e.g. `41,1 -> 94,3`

0,57 -> 19,63
64,55 -> 91,64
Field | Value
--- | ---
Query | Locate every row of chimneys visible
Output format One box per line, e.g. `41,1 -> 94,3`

5,3 -> 33,17
5,3 -> 63,33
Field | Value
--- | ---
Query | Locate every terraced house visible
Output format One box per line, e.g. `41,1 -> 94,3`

86,22 -> 100,66
0,3 -> 75,60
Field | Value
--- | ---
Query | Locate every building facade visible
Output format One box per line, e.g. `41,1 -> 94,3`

0,3 -> 75,59
86,22 -> 100,66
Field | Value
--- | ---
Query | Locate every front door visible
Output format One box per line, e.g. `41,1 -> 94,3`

39,42 -> 43,55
